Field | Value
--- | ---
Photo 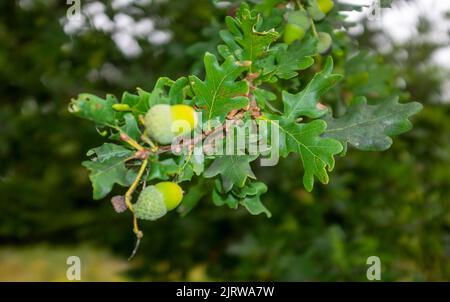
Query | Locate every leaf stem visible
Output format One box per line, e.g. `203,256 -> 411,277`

141,131 -> 158,152
295,0 -> 304,10
128,237 -> 141,261
175,148 -> 193,182
125,158 -> 148,238
294,0 -> 318,37
119,131 -> 145,151
110,124 -> 147,152
309,18 -> 318,37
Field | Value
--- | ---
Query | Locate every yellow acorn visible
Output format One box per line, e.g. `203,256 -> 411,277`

144,104 -> 198,145
317,0 -> 334,15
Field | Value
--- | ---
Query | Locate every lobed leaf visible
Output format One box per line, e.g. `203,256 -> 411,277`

204,155 -> 257,192
263,116 -> 343,192
82,157 -> 133,200
323,96 -> 423,153
282,57 -> 342,120
68,93 -> 117,126
147,158 -> 179,181
189,53 -> 250,125
86,143 -> 133,162
219,2 -> 279,68
179,179 -> 210,217
212,180 -> 271,217
260,35 -> 316,81
237,181 -> 271,217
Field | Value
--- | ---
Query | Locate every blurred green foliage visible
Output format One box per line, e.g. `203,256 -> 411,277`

0,245 -> 131,281
0,0 -> 448,281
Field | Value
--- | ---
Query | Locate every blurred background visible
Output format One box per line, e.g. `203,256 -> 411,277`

0,0 -> 449,281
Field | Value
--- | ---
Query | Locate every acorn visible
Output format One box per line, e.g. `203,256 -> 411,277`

283,10 -> 310,45
284,23 -> 306,44
133,182 -> 184,221
144,104 -> 198,145
317,0 -> 334,15
317,32 -> 332,55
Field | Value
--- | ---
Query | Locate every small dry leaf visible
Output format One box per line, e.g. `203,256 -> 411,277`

111,195 -> 127,213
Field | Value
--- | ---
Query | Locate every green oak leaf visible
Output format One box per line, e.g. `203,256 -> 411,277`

189,53 -> 250,125
307,0 -> 326,21
264,116 -> 343,191
120,80 -> 184,117
282,57 -> 342,120
344,52 -> 397,100
120,113 -> 141,141
108,112 -> 141,142
323,96 -> 423,153
181,152 -> 204,178
127,77 -> 188,111
86,143 -> 133,162
68,93 -> 117,126
147,158 -> 179,181
169,77 -> 189,105
241,193 -> 271,217
120,91 -> 140,109
254,0 -> 286,17
120,90 -> 147,116
260,35 -> 316,80
175,153 -> 205,182
212,185 -> 239,209
253,87 -> 277,110
122,77 -> 188,116
212,180 -> 271,217
82,157 -> 133,200
237,181 -> 271,217
204,155 -> 257,192
148,77 -> 175,107
131,88 -> 151,115
235,180 -> 268,197
179,179 -> 210,217
218,2 -> 279,69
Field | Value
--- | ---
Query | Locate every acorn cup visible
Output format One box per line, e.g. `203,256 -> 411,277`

283,10 -> 310,45
133,182 -> 184,221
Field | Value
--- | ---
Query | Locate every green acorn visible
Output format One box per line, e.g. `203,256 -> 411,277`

317,0 -> 334,15
283,11 -> 310,45
317,32 -> 332,54
283,23 -> 305,45
144,104 -> 198,145
133,182 -> 184,221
